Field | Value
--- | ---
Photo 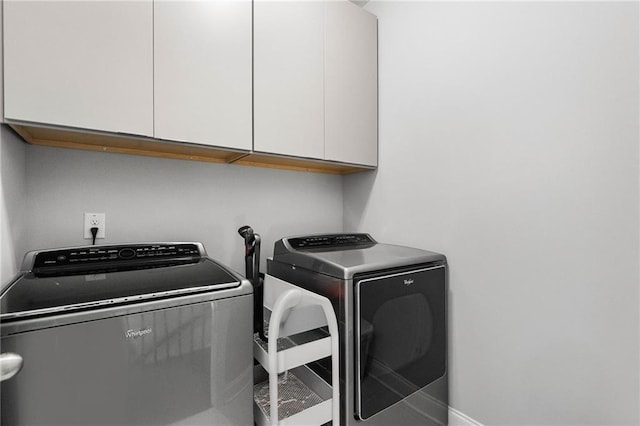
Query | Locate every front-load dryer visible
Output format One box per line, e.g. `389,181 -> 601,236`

268,233 -> 448,426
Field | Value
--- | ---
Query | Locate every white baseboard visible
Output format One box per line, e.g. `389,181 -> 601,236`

449,407 -> 484,426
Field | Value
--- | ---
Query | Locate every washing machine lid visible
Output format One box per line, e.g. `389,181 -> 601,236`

0,243 -> 241,321
272,234 -> 446,279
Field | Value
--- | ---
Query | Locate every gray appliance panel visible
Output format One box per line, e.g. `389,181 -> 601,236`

273,239 -> 445,279
1,280 -> 253,336
1,293 -> 253,426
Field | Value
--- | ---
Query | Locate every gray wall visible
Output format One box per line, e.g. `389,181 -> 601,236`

347,1 -> 639,424
1,126 -> 27,286
19,143 -> 343,278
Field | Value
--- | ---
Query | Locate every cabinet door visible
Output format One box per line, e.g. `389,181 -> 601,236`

325,1 -> 378,166
3,0 -> 153,136
154,0 -> 251,150
254,0 -> 324,159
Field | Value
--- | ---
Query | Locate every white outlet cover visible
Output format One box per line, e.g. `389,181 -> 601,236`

84,213 -> 106,239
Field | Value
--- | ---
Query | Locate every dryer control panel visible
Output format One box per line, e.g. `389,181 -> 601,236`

287,234 -> 376,251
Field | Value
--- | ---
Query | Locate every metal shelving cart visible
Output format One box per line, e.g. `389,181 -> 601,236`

253,275 -> 340,426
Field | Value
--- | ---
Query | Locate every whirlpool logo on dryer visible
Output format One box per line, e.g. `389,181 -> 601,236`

404,279 -> 414,286
125,328 -> 153,339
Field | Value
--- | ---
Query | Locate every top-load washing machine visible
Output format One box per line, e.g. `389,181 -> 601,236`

0,242 -> 253,425
268,233 -> 448,426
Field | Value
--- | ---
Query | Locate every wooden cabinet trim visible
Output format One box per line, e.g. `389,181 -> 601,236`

10,123 -> 374,175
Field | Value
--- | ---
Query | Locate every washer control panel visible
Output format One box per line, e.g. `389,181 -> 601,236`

32,243 -> 202,271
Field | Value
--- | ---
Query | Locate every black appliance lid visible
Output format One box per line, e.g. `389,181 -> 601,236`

272,233 -> 446,279
1,243 -> 241,321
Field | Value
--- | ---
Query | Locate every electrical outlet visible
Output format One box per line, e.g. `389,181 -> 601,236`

84,213 -> 106,239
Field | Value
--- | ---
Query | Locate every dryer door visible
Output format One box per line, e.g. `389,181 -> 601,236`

355,265 -> 446,420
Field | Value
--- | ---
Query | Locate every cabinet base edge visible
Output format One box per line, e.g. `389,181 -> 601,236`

8,122 -> 375,175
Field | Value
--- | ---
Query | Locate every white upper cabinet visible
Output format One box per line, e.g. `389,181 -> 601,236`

253,0 -> 325,159
3,0 -> 376,172
325,1 -> 378,166
154,0 -> 252,150
253,0 -> 377,166
3,0 -> 153,136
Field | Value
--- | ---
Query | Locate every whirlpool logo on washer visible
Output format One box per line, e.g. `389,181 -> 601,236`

125,328 -> 153,339
404,279 -> 414,286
